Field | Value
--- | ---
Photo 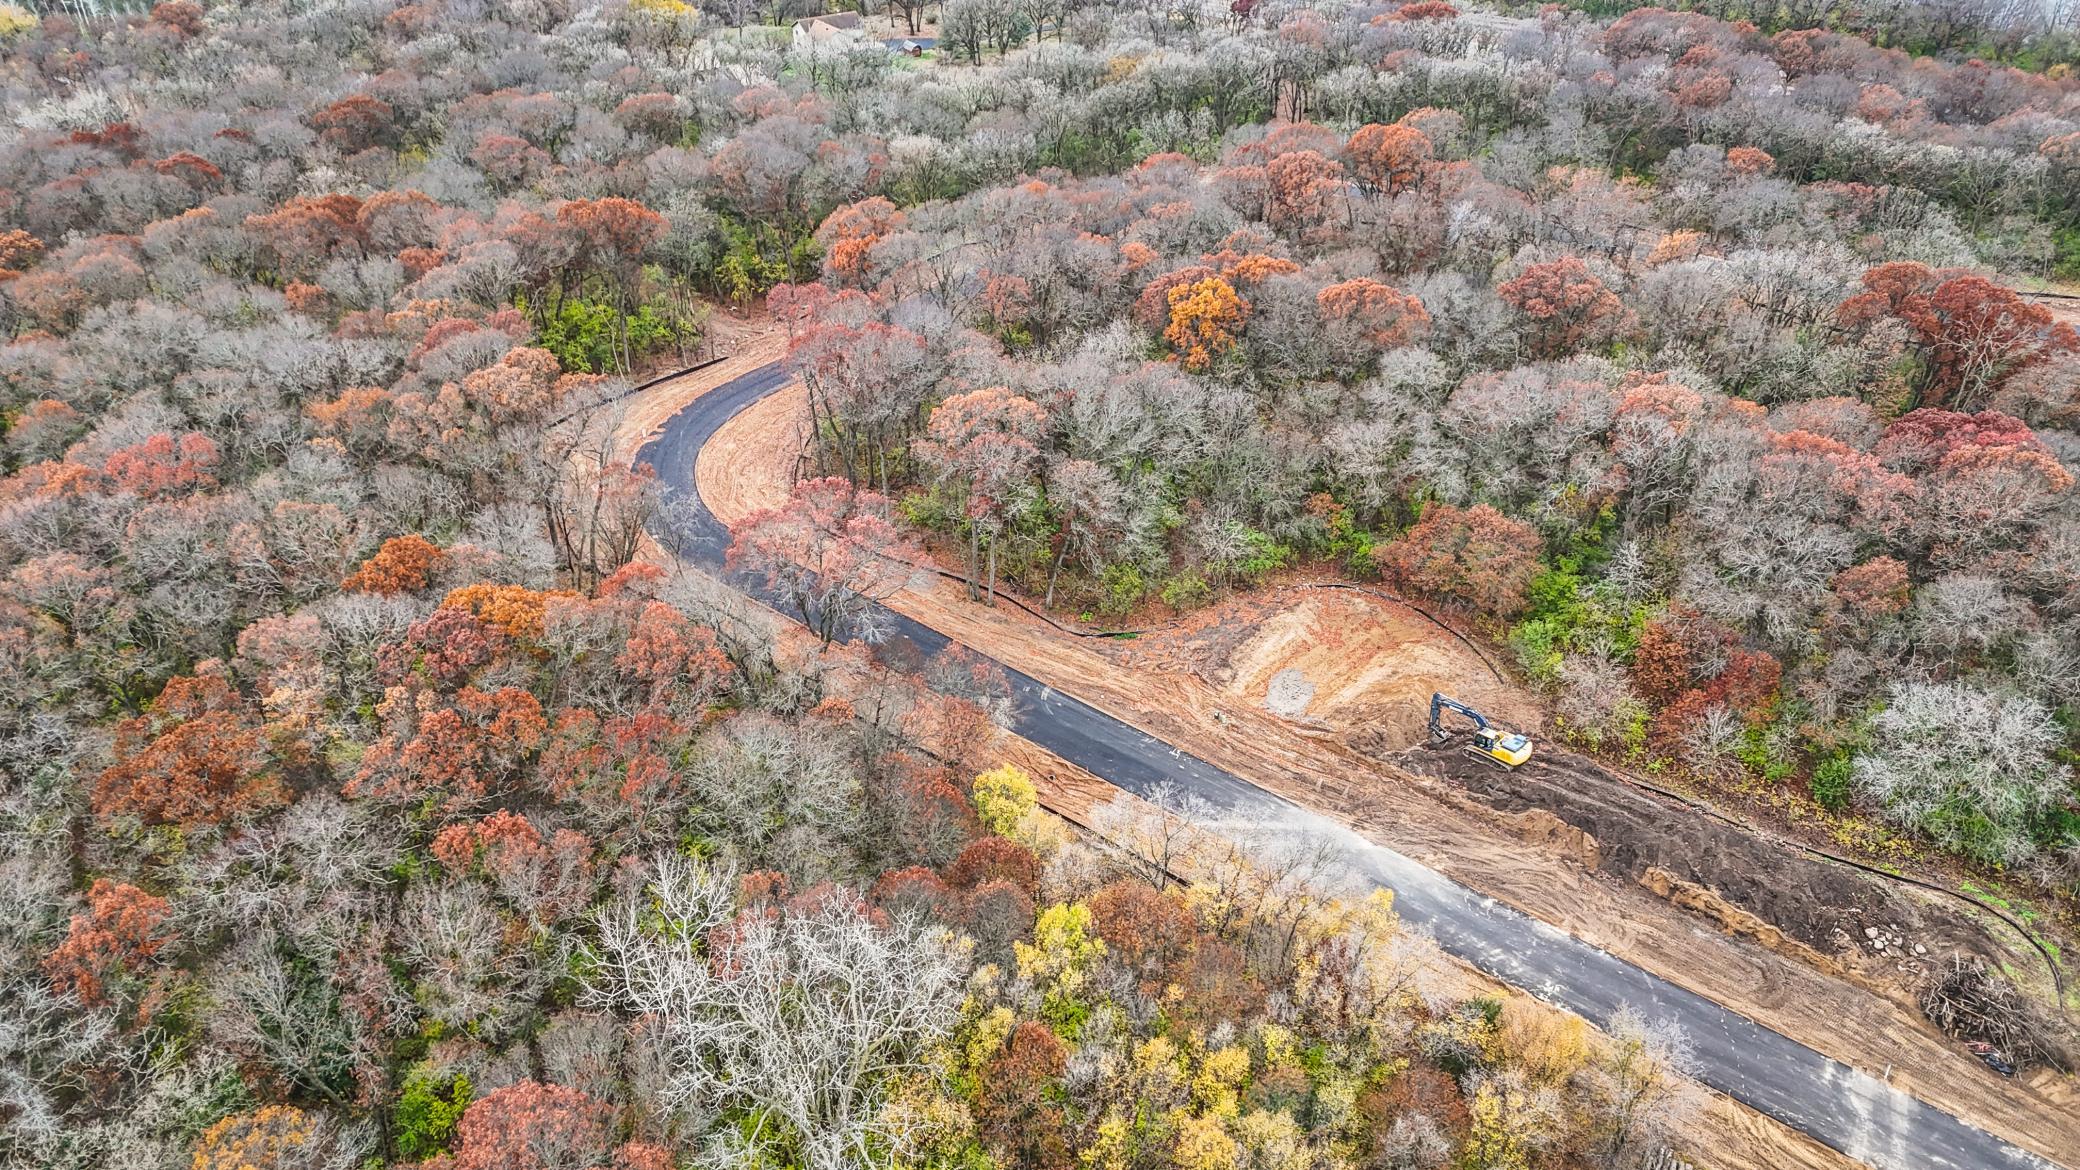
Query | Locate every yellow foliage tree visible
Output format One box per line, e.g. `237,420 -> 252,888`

1015,903 -> 1106,1024
0,3 -> 38,37
1232,1109 -> 1309,1170
1464,1070 -> 1562,1170
1172,1114 -> 1239,1170
1164,277 -> 1250,372
972,763 -> 1038,839
1191,1045 -> 1251,1116
1081,1111 -> 1134,1170
1498,996 -> 1589,1085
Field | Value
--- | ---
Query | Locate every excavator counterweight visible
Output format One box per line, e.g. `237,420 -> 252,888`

1428,692 -> 1533,768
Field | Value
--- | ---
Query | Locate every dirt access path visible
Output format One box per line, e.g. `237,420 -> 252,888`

632,356 -> 2078,1166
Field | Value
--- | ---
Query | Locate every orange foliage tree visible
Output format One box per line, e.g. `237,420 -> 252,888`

1345,122 -> 1434,195
1163,276 -> 1250,371
42,879 -> 171,1006
342,534 -> 445,594
441,582 -> 579,640
192,1106 -> 326,1170
92,673 -> 285,828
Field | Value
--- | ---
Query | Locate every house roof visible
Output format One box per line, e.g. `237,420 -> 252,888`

793,10 -> 863,33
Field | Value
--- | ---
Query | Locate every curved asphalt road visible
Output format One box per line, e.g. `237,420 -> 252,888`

637,361 -> 2063,1170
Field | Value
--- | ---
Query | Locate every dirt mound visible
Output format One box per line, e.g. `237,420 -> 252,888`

1106,589 -> 1537,746
1393,739 -> 2013,984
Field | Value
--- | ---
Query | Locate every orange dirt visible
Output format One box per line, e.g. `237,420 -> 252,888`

694,378 -> 806,521
666,362 -> 2079,1168
1104,588 -> 1538,746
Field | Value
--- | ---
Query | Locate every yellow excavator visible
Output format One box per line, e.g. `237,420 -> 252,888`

1429,693 -> 1533,768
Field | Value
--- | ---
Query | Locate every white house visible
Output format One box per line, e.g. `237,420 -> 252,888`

790,10 -> 864,50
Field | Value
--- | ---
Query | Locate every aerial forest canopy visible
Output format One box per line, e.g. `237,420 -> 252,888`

0,0 -> 2076,1168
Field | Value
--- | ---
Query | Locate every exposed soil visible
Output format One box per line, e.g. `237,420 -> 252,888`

1104,589 -> 1537,747
667,358 -> 2080,1168
1394,740 -> 2004,984
692,377 -> 804,521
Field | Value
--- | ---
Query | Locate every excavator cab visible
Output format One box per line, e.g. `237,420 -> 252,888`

1469,726 -> 1533,768
1429,693 -> 1533,769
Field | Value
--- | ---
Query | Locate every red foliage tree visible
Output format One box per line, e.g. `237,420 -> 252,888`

1386,0 -> 1459,20
964,880 -> 1036,963
151,151 -> 223,193
1724,146 -> 1774,176
1837,263 -> 2075,408
471,134 -> 552,190
1497,256 -> 1629,358
1317,278 -> 1430,353
875,752 -> 981,866
42,879 -> 171,1006
816,197 -> 905,288
350,684 -> 548,807
100,432 -> 219,499
246,194 -> 366,276
93,674 -> 285,829
1372,504 -> 1541,618
309,94 -> 398,153
976,1022 -> 1070,1170
148,0 -> 205,38
1633,609 -> 1780,744
870,866 -> 963,923
916,388 -> 1049,600
433,810 -> 597,920
1831,557 -> 1911,620
1088,880 -> 1196,986
557,198 -> 667,286
942,835 -> 1040,894
378,607 -> 506,693
423,1081 -> 639,1170
538,707 -> 690,822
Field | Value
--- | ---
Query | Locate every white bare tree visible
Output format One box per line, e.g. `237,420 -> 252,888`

585,855 -> 968,1170
1854,680 -> 2069,864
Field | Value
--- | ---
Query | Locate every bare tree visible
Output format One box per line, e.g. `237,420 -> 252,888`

586,855 -> 968,1170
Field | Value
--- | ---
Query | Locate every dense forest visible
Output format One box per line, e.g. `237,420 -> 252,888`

0,0 -> 2075,1168
763,4 -> 2080,875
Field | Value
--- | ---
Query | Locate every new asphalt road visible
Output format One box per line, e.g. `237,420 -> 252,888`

635,360 -> 2065,1170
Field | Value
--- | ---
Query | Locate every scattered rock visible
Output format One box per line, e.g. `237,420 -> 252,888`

1264,667 -> 1315,718
1867,926 -> 1881,939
